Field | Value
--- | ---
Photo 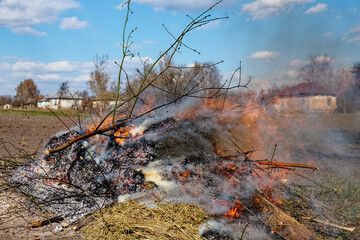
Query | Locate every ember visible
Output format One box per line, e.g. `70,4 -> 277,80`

223,200 -> 245,219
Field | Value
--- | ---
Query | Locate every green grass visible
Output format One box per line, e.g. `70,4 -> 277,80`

313,174 -> 360,221
0,109 -> 88,117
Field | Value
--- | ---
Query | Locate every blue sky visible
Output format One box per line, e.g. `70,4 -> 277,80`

0,0 -> 359,96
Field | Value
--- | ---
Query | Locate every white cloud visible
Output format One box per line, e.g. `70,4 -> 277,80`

60,16 -> 89,30
248,51 -> 280,59
129,43 -> 143,50
221,70 -> 254,88
76,62 -> 93,73
36,74 -> 62,81
11,26 -> 47,36
305,3 -> 327,14
321,32 -> 333,38
74,74 -> 89,82
241,0 -> 313,20
2,56 -> 23,62
141,40 -> 159,45
122,0 -> 236,11
0,59 -> 91,95
115,2 -> 127,10
116,56 -> 154,70
0,56 -> 156,95
0,0 -> 80,34
11,60 -> 93,74
343,26 -> 360,44
348,25 -> 360,34
347,35 -> 360,44
287,70 -> 298,78
197,20 -> 220,30
314,55 -> 332,63
288,59 -> 304,68
0,62 -> 12,72
12,61 -> 45,72
47,61 -> 77,72
253,69 -> 299,89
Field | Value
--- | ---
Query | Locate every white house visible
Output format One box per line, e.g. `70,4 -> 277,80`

38,92 -> 83,109
92,99 -> 117,109
3,104 -> 12,109
273,82 -> 337,113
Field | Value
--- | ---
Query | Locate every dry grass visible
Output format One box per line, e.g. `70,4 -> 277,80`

82,200 -> 209,240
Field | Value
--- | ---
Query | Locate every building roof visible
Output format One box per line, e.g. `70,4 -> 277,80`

276,82 -> 335,98
45,92 -> 82,100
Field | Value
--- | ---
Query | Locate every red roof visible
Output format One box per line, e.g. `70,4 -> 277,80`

276,82 -> 333,98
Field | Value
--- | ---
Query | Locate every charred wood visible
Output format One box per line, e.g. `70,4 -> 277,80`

252,193 -> 317,240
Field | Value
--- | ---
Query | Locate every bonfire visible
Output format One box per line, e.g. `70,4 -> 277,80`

4,1 -> 358,239
10,97 -> 320,239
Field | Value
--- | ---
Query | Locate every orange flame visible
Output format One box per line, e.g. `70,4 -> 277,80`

180,170 -> 191,178
223,200 -> 245,219
114,125 -> 134,145
264,187 -> 283,206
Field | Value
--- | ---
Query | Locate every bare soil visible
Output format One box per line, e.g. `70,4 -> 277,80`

0,113 -> 77,158
0,112 -> 83,239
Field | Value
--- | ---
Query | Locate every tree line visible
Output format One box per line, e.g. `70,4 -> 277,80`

1,54 -> 222,110
1,52 -> 359,112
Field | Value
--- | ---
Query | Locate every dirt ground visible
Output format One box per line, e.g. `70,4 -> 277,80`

0,111 -> 359,239
0,113 -> 78,159
0,112 -> 84,239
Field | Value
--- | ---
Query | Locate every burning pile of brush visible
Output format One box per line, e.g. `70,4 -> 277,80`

9,98 -> 321,239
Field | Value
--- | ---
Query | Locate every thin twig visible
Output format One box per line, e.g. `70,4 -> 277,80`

303,217 -> 355,232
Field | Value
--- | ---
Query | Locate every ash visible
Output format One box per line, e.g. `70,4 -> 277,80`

9,119 -> 165,221
10,116 -> 259,229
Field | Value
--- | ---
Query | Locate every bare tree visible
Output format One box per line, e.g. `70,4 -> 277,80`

181,61 -> 222,97
15,79 -> 40,107
46,0 -> 251,154
57,81 -> 69,109
125,54 -> 223,107
88,54 -> 115,109
79,90 -> 92,112
337,62 -> 360,113
79,90 -> 89,98
297,54 -> 334,87
351,62 -> 360,89
0,95 -> 13,106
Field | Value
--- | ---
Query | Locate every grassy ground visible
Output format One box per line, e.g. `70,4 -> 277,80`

273,112 -> 360,239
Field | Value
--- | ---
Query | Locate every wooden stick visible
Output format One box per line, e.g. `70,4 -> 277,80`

45,88 -> 186,155
252,193 -> 317,240
45,119 -> 130,155
303,217 -> 355,232
31,215 -> 63,228
255,161 -> 319,170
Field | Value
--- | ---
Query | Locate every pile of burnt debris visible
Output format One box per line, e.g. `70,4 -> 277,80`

10,118 -> 178,221
9,116 -> 321,239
